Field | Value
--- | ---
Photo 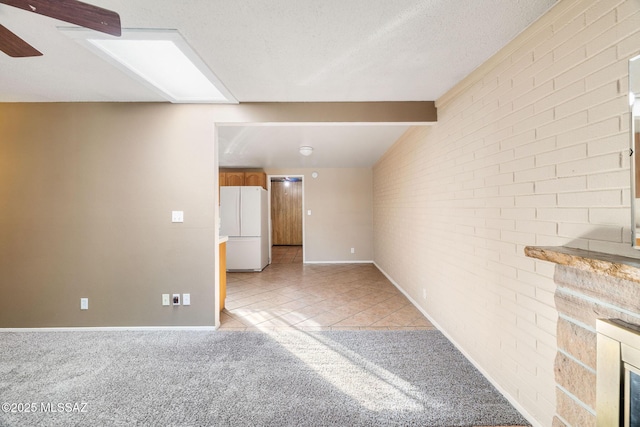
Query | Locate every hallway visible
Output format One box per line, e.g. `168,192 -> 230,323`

220,263 -> 434,331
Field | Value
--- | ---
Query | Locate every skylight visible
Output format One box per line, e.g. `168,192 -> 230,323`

62,28 -> 237,104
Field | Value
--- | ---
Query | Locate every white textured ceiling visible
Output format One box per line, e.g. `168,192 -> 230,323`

0,0 -> 557,167
218,125 -> 411,168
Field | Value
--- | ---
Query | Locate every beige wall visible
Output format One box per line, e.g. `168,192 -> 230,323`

266,168 -> 373,262
0,103 -> 217,327
373,1 -> 639,426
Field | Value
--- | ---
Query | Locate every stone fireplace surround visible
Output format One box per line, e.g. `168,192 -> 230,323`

525,246 -> 640,427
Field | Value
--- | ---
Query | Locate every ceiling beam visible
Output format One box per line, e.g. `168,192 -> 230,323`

212,101 -> 436,125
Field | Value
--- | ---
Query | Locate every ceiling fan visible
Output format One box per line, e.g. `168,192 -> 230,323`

0,0 -> 121,57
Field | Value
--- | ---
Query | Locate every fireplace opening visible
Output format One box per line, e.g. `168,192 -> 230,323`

597,319 -> 640,427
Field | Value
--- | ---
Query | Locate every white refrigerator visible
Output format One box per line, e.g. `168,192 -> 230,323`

220,186 -> 269,271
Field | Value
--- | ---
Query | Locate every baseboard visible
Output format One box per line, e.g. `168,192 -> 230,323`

0,326 -> 219,332
303,260 -> 373,264
372,261 -> 543,427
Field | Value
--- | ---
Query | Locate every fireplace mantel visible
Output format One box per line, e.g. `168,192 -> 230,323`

524,246 -> 640,283
524,245 -> 640,427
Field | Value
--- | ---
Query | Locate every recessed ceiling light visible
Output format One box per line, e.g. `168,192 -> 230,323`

299,146 -> 313,156
61,28 -> 237,104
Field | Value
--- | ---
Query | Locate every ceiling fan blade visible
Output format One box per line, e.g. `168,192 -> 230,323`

0,0 -> 121,36
0,23 -> 42,57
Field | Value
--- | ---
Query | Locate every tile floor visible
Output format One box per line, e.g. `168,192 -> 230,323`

270,245 -> 303,264
220,260 -> 434,331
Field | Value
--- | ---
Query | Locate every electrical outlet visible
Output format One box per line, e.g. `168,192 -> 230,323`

183,293 -> 191,306
422,289 -> 427,299
162,294 -> 170,306
171,211 -> 184,223
80,298 -> 88,310
172,294 -> 180,305
350,247 -> 355,254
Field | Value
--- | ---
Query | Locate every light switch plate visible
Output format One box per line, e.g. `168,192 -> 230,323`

183,293 -> 191,306
172,293 -> 180,305
171,211 -> 184,223
80,298 -> 88,310
162,294 -> 170,306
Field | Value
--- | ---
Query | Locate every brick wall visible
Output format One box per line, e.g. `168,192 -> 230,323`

373,1 -> 640,426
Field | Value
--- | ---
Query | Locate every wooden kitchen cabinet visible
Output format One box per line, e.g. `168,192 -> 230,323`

219,241 -> 226,311
244,172 -> 266,189
219,170 -> 267,189
225,171 -> 245,186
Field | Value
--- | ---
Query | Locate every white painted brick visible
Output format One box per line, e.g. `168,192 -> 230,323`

500,156 -> 535,174
485,195 -> 516,208
372,4 -> 640,427
556,152 -> 621,177
536,234 -> 589,248
551,13 -> 588,60
536,313 -> 558,336
512,81 -> 555,112
513,52 -> 554,97
585,0 -> 617,24
514,165 -> 557,183
514,136 -> 557,159
555,46 -> 618,90
557,117 -> 622,147
587,133 -> 630,156
558,222 -> 623,242
533,80 -> 585,115
587,169 -> 630,189
501,207 -> 536,220
511,24 -> 554,63
474,141 -> 501,160
589,207 -> 631,225
555,81 -> 618,120
500,182 -> 534,197
515,193 -> 557,207
617,0 -> 640,22
485,172 -> 514,187
536,287 -> 556,308
513,108 -> 555,135
498,104 -> 536,130
567,9 -> 616,56
535,175 -> 588,194
557,189 -> 622,207
516,293 -> 558,325
587,8 -> 640,56
537,46 -> 588,86
537,207 -> 589,223
585,57 -> 629,91
501,129 -> 537,150
534,259 -> 557,280
588,95 -> 629,123
537,111 -> 589,140
536,143 -> 587,167
474,186 -> 500,198
515,219 -> 557,235
500,252 -> 536,271
552,0 -> 587,32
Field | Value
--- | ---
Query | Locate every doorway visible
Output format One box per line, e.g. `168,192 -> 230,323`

268,175 -> 304,263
